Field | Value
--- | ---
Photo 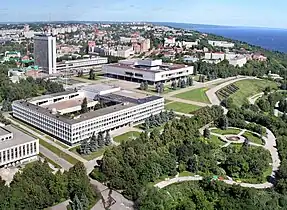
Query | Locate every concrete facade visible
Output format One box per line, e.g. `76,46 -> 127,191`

34,34 -> 57,74
103,59 -> 194,83
0,126 -> 39,167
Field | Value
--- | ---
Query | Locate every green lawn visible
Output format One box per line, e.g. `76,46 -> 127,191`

211,128 -> 241,135
179,171 -> 194,177
39,139 -> 79,165
165,102 -> 202,114
229,79 -> 278,107
70,146 -> 112,161
44,135 -> 70,149
210,135 -> 225,146
174,87 -> 210,104
164,99 -> 173,104
113,131 -> 141,143
243,131 -> 264,145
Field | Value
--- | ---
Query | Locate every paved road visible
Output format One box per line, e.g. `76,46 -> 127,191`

40,145 -> 72,170
248,92 -> 264,105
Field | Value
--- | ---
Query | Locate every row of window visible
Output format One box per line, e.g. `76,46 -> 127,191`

0,142 -> 37,163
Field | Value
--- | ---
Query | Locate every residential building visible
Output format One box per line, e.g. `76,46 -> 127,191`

228,56 -> 247,67
56,57 -> 108,70
164,37 -> 176,46
208,40 -> 235,48
12,85 -> 164,145
0,125 -> 39,167
34,34 -> 57,74
103,59 -> 194,84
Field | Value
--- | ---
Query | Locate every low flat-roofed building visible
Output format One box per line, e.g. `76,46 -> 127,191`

103,59 -> 194,84
12,84 -> 164,145
228,56 -> 247,67
56,57 -> 108,70
0,125 -> 39,167
208,40 -> 235,48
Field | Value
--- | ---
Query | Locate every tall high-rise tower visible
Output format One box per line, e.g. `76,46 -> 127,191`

34,34 -> 57,74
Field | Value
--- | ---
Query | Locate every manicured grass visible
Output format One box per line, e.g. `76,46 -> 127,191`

237,166 -> 272,184
38,153 -> 61,169
44,135 -> 70,149
113,131 -> 141,143
229,79 -> 277,107
39,139 -> 79,165
174,87 -> 210,103
211,128 -> 241,135
70,146 -> 111,161
243,131 -> 264,145
179,171 -> 194,177
209,135 -> 225,146
165,102 -> 202,114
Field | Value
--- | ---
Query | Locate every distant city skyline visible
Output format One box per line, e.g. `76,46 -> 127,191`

2,0 -> 287,29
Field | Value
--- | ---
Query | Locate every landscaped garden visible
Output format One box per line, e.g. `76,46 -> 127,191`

174,87 -> 210,103
217,79 -> 278,107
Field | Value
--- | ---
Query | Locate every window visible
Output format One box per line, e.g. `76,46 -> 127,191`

23,146 -> 26,156
3,151 -> 5,162
27,144 -> 30,155
34,142 -> 37,153
125,71 -> 134,76
7,150 -> 10,161
135,73 -> 143,77
15,148 -> 18,158
30,143 -> 33,154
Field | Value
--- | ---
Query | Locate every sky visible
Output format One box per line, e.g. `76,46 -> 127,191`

1,0 -> 287,29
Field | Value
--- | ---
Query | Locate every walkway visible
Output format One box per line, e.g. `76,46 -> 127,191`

248,92 -> 264,105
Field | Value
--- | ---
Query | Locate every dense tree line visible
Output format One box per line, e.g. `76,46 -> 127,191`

91,106 -> 225,200
0,161 -> 97,210
0,64 -> 64,111
222,144 -> 270,182
144,111 -> 175,130
78,131 -> 112,155
137,179 -> 287,209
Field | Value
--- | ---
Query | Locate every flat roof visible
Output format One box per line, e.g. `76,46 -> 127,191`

107,63 -> 188,73
0,127 -> 11,136
13,94 -> 163,125
42,97 -> 94,111
29,90 -> 77,102
0,125 -> 36,151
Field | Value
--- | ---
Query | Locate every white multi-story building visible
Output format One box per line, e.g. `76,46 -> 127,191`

228,56 -> 247,67
0,125 -> 39,167
103,59 -> 194,84
34,34 -> 57,74
12,85 -> 164,145
56,57 -> 108,70
208,40 -> 235,48
164,37 -> 176,46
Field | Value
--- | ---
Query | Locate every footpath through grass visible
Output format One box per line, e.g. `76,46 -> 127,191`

175,87 -> 210,104
165,102 -> 202,114
211,128 -> 241,135
229,79 -> 277,107
38,153 -> 61,169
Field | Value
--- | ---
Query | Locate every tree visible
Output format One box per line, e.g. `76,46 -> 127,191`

81,98 -> 88,114
79,140 -> 90,155
168,109 -> 176,120
80,193 -> 89,210
89,132 -> 98,152
177,78 -> 182,88
97,132 -> 105,148
89,69 -> 95,80
105,130 -> 112,146
144,81 -> 149,90
203,128 -> 210,139
188,76 -> 193,86
70,194 -> 83,210
180,79 -> 186,88
171,80 -> 177,90
77,70 -> 83,77
140,82 -> 145,90
218,115 -> 229,130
